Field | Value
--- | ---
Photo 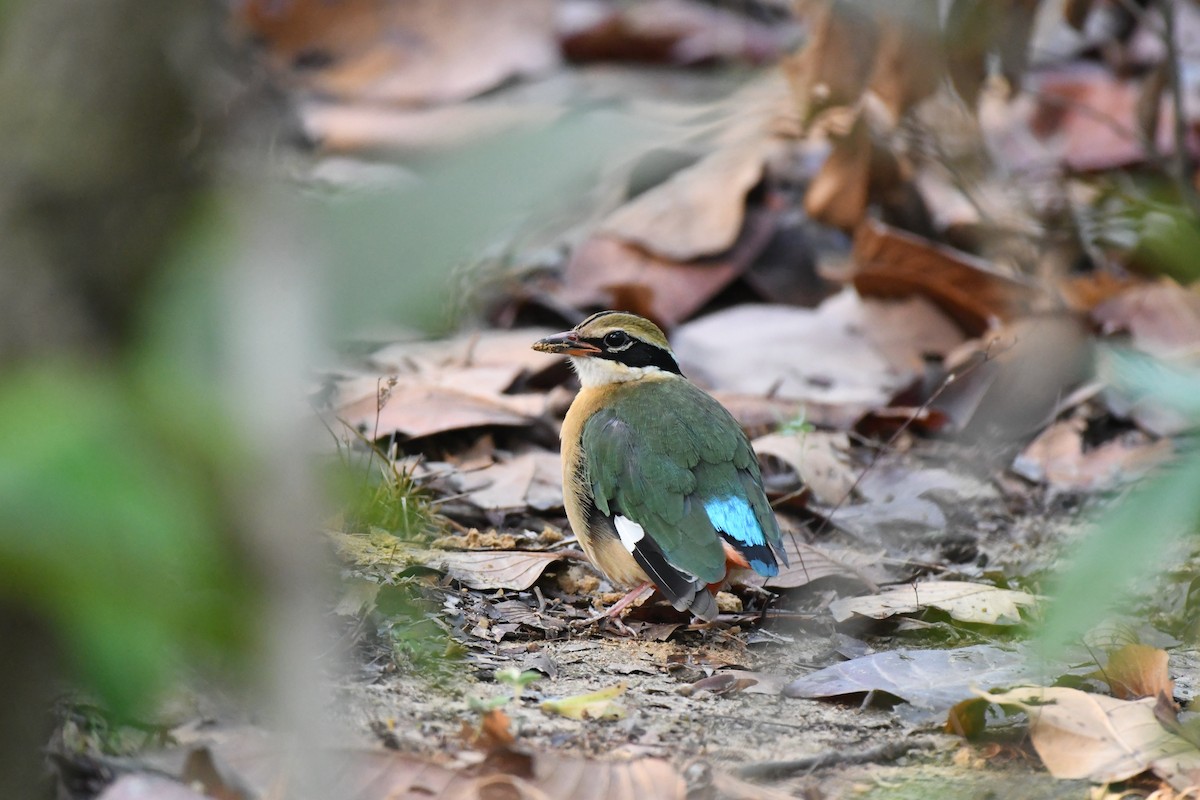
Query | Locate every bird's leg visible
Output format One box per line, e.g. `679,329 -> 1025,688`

574,582 -> 655,629
603,581 -> 656,618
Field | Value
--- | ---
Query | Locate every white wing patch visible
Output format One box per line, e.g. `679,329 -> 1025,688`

614,515 -> 646,553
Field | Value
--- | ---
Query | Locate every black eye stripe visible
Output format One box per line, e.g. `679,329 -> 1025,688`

581,337 -> 683,376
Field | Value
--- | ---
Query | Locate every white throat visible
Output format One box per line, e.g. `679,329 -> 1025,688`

570,356 -> 664,387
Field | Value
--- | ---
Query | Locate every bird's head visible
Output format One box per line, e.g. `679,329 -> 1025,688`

532,311 -> 682,387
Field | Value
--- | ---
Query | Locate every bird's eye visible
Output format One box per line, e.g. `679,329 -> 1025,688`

603,331 -> 631,349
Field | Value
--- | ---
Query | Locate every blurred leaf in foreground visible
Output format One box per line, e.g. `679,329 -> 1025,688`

0,361 -> 256,715
1038,347 -> 1200,654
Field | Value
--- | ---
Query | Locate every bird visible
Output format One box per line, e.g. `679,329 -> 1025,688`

532,310 -> 787,621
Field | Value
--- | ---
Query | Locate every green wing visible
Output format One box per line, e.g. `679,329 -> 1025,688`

582,379 -> 782,584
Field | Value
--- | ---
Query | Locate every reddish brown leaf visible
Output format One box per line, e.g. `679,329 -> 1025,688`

560,205 -> 779,328
234,0 -> 559,105
852,218 -> 1042,334
559,0 -> 790,66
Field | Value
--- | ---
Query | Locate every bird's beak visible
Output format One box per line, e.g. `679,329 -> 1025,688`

532,330 -> 601,357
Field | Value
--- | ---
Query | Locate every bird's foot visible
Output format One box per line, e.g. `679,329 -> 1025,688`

571,582 -> 655,633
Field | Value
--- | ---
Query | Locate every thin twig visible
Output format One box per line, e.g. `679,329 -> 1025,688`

733,737 -> 939,781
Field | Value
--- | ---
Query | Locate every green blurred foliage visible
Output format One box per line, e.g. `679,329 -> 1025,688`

1038,350 -> 1200,654
307,112 -> 656,336
0,360 -> 256,715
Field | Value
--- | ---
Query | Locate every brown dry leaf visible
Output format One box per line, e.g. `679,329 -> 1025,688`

672,292 -> 962,422
417,550 -> 565,591
852,217 -> 1042,334
784,0 -> 878,124
561,205 -> 779,328
1058,272 -> 1144,314
207,735 -> 688,800
829,581 -> 1039,626
1092,279 -> 1200,359
329,532 -> 565,590
804,109 -> 872,231
336,384 -> 542,440
752,430 -> 856,506
599,139 -> 771,261
975,686 -> 1200,789
1105,644 -> 1176,702
453,451 -> 564,513
1011,418 -> 1173,492
558,0 -> 791,66
328,329 -> 560,440
235,0 -> 559,105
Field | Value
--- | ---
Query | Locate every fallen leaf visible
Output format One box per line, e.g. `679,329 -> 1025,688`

974,686 -> 1200,789
784,644 -> 1060,712
1092,279 -> 1200,359
235,0 -> 560,105
558,0 -> 791,66
213,736 -> 688,800
452,451 -> 564,512
599,139 -> 770,261
541,684 -> 627,720
852,217 -> 1042,334
672,291 -> 963,421
829,581 -> 1038,626
1105,644 -> 1175,702
335,384 -> 542,440
560,205 -> 780,328
1012,418 -> 1173,492
752,430 -> 856,506
419,550 -> 565,591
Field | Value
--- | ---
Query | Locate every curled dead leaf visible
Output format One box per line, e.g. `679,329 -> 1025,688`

974,686 -> 1200,789
852,218 -> 1041,334
1105,644 -> 1175,703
